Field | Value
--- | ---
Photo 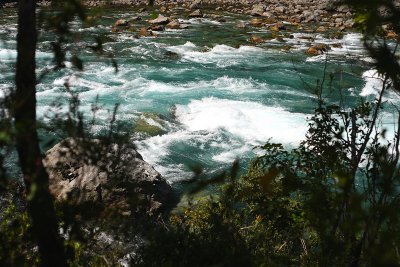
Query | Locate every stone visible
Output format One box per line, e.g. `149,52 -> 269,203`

148,14 -> 171,25
276,22 -> 286,31
306,47 -> 320,56
114,19 -> 129,27
236,21 -> 247,28
160,6 -> 167,13
344,19 -> 354,28
188,9 -> 203,18
250,35 -> 264,44
335,17 -> 344,23
130,16 -> 142,22
209,14 -> 221,19
138,27 -> 151,37
386,31 -> 398,39
275,6 -> 285,14
251,4 -> 265,16
166,19 -> 182,29
133,113 -> 169,137
189,0 -> 202,10
44,139 -> 176,218
250,18 -> 264,27
164,51 -> 180,60
262,11 -> 275,20
150,25 -> 165,31
314,43 -> 330,52
269,25 -> 280,32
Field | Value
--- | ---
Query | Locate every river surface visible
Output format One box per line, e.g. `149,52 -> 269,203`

1,7 -> 399,190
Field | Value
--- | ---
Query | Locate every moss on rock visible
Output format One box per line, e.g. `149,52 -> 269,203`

133,112 -> 168,137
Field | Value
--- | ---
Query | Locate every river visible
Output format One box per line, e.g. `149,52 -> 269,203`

1,7 -> 398,190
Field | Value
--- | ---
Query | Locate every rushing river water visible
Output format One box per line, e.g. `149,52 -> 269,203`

1,7 -> 399,189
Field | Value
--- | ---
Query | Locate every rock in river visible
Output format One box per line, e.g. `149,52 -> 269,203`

114,19 -> 129,27
149,14 -> 170,25
166,19 -> 183,29
188,9 -> 203,18
44,138 -> 175,218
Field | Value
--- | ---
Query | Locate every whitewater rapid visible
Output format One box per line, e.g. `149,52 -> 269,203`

1,9 -> 399,184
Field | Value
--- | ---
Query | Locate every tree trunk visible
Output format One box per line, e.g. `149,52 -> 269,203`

15,0 -> 67,266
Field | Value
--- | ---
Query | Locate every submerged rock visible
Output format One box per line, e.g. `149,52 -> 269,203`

138,27 -> 152,37
249,18 -> 264,27
114,19 -> 129,27
236,21 -> 247,28
314,43 -> 330,52
133,112 -> 168,137
316,26 -> 326,33
250,35 -> 264,44
165,51 -> 180,59
332,43 -> 343,48
306,47 -> 320,56
150,24 -> 165,31
44,138 -> 175,218
386,30 -> 398,40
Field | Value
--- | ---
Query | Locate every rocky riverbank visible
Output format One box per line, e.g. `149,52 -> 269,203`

112,0 -> 355,31
2,0 -> 355,31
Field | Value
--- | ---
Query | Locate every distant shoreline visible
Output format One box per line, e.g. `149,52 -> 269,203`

2,0 -> 355,32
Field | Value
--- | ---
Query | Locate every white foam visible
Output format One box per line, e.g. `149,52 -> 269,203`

166,41 -> 197,54
166,43 -> 264,67
178,18 -> 214,25
0,48 -> 54,61
306,54 -> 326,62
141,76 -> 265,94
176,97 -> 307,145
212,144 -> 252,163
135,130 -> 216,181
135,98 -> 308,181
360,69 -> 400,103
360,69 -> 383,97
299,33 -> 372,63
0,48 -> 17,60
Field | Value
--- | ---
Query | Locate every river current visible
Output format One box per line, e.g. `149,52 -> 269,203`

1,7 -> 398,189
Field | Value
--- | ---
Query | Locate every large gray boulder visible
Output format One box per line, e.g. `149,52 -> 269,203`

44,138 -> 175,218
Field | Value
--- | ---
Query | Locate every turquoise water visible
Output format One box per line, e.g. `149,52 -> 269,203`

1,7 -> 398,188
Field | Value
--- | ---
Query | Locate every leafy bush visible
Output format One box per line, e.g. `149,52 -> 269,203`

0,194 -> 38,266
134,98 -> 400,266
